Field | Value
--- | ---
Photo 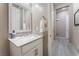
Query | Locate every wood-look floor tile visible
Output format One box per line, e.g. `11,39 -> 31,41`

52,38 -> 78,56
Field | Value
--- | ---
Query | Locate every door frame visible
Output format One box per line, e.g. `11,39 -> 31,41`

48,3 -> 54,56
54,6 -> 70,40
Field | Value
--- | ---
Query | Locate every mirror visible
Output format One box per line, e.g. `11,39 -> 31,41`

74,9 -> 79,26
9,3 -> 32,33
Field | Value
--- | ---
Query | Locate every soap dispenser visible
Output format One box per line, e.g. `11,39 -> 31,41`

11,30 -> 16,39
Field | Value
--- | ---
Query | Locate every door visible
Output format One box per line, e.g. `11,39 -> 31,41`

55,7 -> 69,39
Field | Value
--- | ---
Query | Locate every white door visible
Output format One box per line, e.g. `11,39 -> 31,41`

56,7 -> 69,39
48,4 -> 54,56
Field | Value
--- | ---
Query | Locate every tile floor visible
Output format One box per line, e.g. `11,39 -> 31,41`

52,38 -> 79,56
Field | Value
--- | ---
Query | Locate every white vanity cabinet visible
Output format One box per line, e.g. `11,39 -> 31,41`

10,38 -> 43,56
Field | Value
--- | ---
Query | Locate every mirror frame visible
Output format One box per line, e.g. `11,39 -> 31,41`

8,3 -> 32,34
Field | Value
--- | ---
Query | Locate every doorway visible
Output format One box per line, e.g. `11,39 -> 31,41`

55,6 -> 69,40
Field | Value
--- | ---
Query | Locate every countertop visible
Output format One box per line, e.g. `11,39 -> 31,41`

9,34 -> 43,47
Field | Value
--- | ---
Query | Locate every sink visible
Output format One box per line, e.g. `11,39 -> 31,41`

9,34 -> 42,47
14,35 -> 35,41
13,37 -> 21,40
13,34 -> 39,41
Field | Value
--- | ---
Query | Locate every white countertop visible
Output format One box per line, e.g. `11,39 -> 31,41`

9,34 -> 43,47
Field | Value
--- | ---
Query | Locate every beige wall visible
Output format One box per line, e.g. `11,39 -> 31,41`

54,3 -> 70,9
0,3 -> 10,56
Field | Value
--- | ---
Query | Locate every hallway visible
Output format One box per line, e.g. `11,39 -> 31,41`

52,38 -> 79,56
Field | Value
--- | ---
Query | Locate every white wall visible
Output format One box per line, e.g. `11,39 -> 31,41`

72,3 -> 79,52
32,3 -> 48,32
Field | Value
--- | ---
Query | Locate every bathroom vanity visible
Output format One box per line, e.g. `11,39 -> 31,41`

9,34 -> 43,56
8,3 -> 44,56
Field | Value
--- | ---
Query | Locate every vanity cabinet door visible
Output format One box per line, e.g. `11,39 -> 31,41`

24,42 -> 43,56
35,42 -> 43,56
24,48 -> 35,56
22,38 -> 43,55
10,42 -> 21,56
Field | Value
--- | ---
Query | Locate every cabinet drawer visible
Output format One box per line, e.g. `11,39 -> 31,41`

22,38 -> 43,55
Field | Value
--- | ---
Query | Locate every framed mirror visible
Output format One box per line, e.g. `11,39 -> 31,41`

74,9 -> 79,26
9,3 -> 32,33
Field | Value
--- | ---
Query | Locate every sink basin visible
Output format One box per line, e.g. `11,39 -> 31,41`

9,34 -> 42,47
13,37 -> 21,40
13,35 -> 36,42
